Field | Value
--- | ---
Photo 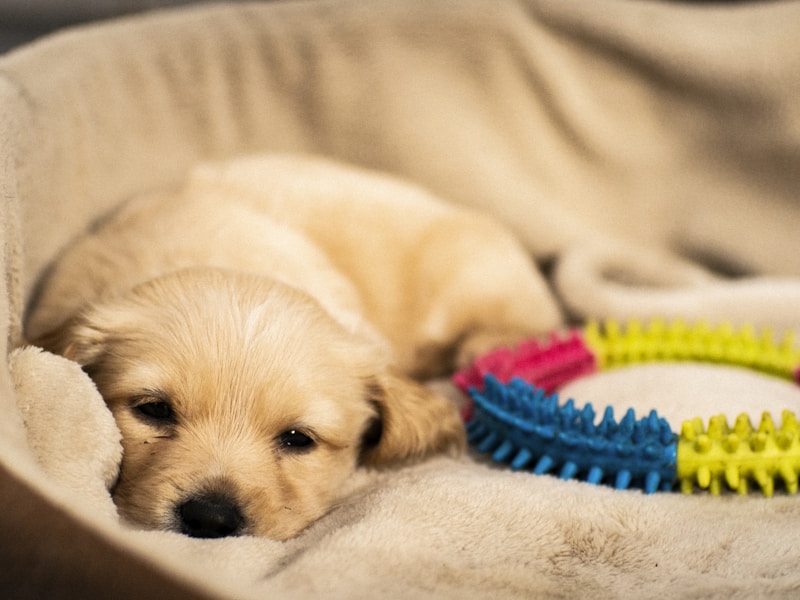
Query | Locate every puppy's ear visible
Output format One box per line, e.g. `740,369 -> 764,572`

360,369 -> 465,467
31,313 -> 109,370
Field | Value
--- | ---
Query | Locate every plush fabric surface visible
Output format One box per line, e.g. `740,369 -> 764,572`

1,0 -> 800,597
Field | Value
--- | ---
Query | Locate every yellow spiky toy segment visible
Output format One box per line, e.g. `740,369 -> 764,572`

677,411 -> 800,496
584,319 -> 800,383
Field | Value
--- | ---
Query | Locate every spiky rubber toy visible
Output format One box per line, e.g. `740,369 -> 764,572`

455,319 -> 800,496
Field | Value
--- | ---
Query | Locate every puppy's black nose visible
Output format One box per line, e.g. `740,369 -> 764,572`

178,494 -> 244,538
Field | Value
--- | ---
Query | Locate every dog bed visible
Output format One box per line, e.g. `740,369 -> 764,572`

2,0 -> 800,597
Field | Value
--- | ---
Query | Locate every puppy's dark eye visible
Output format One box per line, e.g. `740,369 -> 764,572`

136,401 -> 174,422
279,429 -> 315,451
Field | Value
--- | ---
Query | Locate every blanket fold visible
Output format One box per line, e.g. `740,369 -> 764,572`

1,1 -> 800,598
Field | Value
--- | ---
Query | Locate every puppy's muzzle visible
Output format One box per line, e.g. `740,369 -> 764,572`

178,492 -> 244,538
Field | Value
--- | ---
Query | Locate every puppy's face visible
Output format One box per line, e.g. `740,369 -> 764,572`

40,269 -> 463,540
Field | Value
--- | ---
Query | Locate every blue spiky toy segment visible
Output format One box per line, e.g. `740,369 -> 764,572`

467,375 -> 678,493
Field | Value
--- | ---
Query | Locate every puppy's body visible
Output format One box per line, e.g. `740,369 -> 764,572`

27,155 -> 560,539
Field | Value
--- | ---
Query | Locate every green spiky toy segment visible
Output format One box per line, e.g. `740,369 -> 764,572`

678,411 -> 800,496
584,319 -> 800,383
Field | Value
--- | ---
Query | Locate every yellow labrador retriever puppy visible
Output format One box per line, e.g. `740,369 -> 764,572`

26,155 -> 560,540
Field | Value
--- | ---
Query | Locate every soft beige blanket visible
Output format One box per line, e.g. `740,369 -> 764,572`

2,1 -> 800,597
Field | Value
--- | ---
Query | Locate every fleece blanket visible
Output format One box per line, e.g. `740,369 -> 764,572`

2,1 -> 800,597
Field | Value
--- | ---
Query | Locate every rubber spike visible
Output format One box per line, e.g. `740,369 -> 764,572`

615,470 -> 632,490
533,455 -> 555,475
681,420 -> 697,443
724,464 -> 740,490
619,409 -> 636,438
776,431 -> 794,451
694,435 -> 712,454
581,404 -> 597,435
723,434 -> 740,453
734,413 -> 754,437
476,431 -> 499,454
586,466 -> 604,485
759,412 -> 776,434
560,462 -> 579,480
697,466 -> 712,489
754,468 -> 774,497
779,463 -> 798,494
598,406 -> 616,435
510,448 -> 533,470
736,478 -> 749,495
751,432 -> 768,453
644,472 -> 661,494
492,440 -> 515,462
646,410 -> 661,434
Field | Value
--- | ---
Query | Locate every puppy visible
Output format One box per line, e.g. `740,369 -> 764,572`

26,155 -> 561,540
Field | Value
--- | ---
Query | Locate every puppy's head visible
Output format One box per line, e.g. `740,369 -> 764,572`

36,268 -> 463,540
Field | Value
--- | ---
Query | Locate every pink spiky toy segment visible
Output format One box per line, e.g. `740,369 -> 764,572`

453,329 -> 597,394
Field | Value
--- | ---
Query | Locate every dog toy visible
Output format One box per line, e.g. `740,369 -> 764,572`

454,319 -> 800,496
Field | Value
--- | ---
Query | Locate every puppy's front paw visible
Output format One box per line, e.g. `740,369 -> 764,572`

455,327 -> 533,371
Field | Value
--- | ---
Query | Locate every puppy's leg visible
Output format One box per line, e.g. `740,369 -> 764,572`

404,213 -> 563,377
452,327 -> 539,372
